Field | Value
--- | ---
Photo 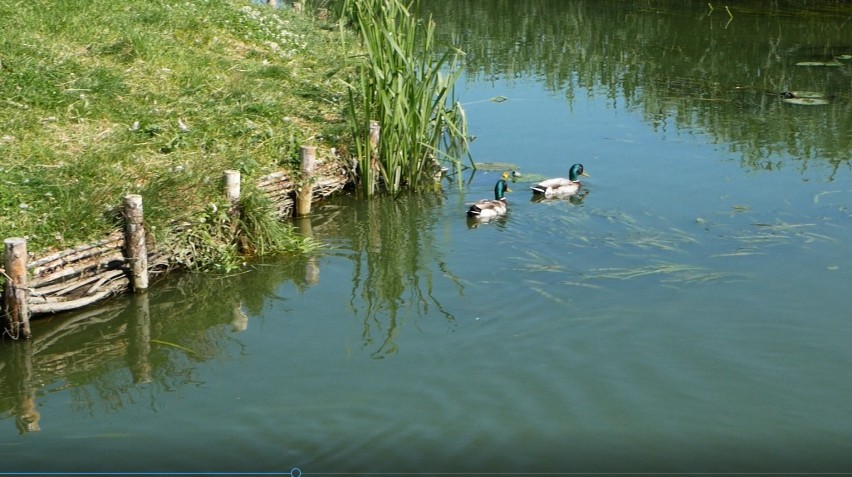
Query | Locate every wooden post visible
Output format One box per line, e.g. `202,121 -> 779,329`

369,120 -> 381,148
295,146 -> 317,217
3,237 -> 31,340
369,120 -> 381,176
224,170 -> 241,203
123,195 -> 149,292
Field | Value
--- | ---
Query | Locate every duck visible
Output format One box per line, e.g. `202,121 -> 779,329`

467,179 -> 511,218
530,163 -> 589,197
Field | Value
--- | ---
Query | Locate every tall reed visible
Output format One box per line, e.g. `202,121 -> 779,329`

341,0 -> 471,196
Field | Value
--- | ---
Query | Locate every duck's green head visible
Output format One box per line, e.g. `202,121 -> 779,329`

568,163 -> 589,181
495,179 -> 511,199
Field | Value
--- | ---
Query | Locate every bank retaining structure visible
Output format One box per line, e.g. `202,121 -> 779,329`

2,146 -> 349,340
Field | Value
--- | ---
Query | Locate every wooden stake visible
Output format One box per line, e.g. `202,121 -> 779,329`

3,237 -> 31,340
369,120 -> 381,177
295,146 -> 317,217
369,120 -> 381,148
123,195 -> 149,292
224,170 -> 241,203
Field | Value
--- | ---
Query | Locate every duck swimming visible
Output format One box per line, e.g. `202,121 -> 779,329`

530,163 -> 589,197
467,179 -> 511,218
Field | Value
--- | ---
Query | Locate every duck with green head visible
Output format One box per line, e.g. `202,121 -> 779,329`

530,163 -> 589,197
467,179 -> 511,218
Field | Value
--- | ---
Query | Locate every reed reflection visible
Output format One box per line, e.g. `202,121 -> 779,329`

318,192 -> 461,358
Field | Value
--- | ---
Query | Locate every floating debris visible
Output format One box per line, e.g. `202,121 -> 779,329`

782,97 -> 830,106
587,263 -> 744,285
711,249 -> 766,257
474,161 -> 520,171
795,61 -> 843,67
782,91 -> 825,99
781,91 -> 829,105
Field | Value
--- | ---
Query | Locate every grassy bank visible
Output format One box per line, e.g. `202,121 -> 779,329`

1,0 -> 358,266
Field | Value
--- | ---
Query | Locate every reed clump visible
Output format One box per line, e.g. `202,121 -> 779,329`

340,0 -> 472,196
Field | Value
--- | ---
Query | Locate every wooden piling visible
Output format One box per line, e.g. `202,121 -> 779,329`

224,169 -> 241,222
122,195 -> 149,292
3,237 -> 31,340
295,146 -> 317,217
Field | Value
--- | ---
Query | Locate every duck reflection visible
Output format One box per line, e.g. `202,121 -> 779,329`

466,213 -> 509,229
530,187 -> 590,205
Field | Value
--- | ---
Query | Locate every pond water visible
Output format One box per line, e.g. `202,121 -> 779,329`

2,1 -> 851,473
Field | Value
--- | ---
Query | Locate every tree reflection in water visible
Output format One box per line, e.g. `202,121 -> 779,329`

423,0 -> 852,174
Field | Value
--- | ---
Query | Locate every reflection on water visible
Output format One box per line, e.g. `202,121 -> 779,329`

0,257 -> 312,434
6,341 -> 41,433
426,0 -> 852,172
0,190 -> 460,431
317,192 -> 462,358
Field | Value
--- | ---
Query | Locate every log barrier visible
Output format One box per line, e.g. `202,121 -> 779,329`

1,149 -> 351,340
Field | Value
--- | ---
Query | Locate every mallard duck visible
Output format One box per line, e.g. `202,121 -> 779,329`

467,179 -> 511,218
530,163 -> 589,197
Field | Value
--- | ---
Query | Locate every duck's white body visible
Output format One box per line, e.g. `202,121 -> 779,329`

530,178 -> 581,197
467,179 -> 510,219
530,163 -> 589,198
467,198 -> 508,218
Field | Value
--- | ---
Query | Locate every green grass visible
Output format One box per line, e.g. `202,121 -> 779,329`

0,0 -> 357,260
